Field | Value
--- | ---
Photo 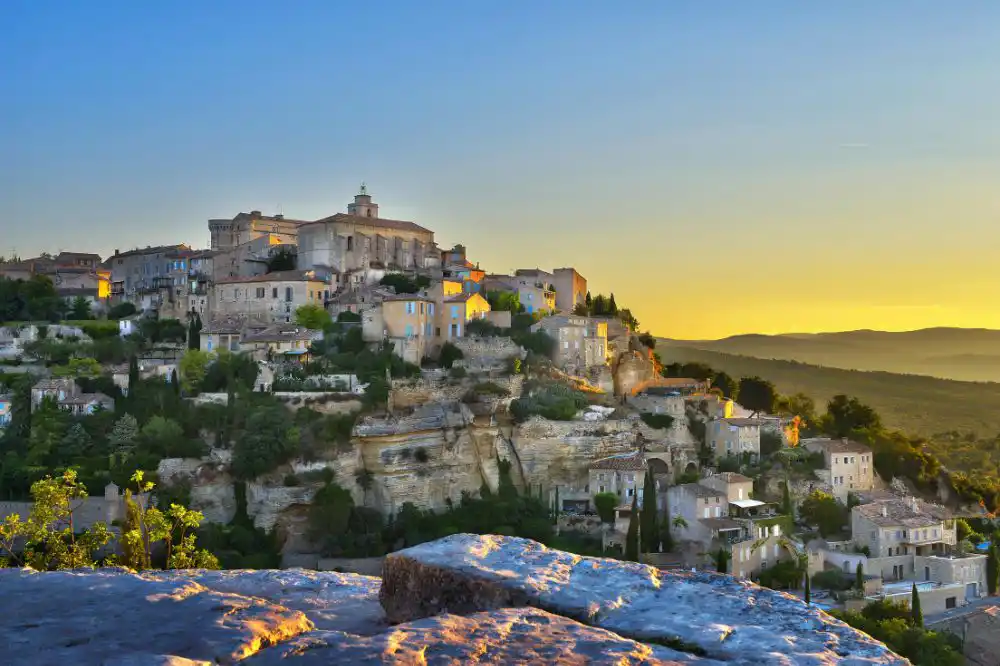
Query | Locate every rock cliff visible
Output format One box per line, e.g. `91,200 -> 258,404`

0,534 -> 908,665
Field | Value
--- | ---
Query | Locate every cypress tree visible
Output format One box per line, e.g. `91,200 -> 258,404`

624,493 -> 640,562
608,292 -> 618,316
910,582 -> 923,627
127,354 -> 139,393
804,571 -> 811,605
986,542 -> 998,594
855,562 -> 864,591
640,468 -> 658,553
781,479 -> 792,516
171,369 -> 180,395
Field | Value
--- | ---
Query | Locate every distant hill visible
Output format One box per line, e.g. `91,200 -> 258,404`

654,345 -> 1000,438
660,327 -> 1000,383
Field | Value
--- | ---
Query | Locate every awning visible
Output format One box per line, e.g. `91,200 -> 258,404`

700,518 -> 742,531
282,349 -> 309,355
730,499 -> 766,509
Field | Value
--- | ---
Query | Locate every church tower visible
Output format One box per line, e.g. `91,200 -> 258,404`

347,182 -> 379,218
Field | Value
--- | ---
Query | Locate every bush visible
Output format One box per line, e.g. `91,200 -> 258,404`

439,342 -> 464,368
593,492 -> 619,523
812,569 -> 855,592
449,366 -> 467,379
640,412 -> 674,430
758,559 -> 804,590
283,473 -> 301,487
414,447 -> 429,463
466,319 -> 502,337
510,382 -> 589,422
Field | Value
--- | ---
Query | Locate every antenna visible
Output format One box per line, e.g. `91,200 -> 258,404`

359,182 -> 368,196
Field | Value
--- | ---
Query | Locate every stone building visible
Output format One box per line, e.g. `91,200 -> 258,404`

552,267 -> 587,312
378,295 -> 437,364
706,417 -> 762,461
107,244 -> 192,304
30,378 -> 114,415
802,438 -> 876,503
296,187 -> 437,288
211,270 -> 331,323
531,315 -> 608,374
209,210 -> 308,252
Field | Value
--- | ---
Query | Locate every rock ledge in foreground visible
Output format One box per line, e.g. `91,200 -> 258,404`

379,533 -> 909,665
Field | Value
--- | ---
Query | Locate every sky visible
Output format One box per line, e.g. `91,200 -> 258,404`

2,1 -> 1000,339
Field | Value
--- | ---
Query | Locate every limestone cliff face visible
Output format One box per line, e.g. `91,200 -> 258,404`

0,535 -> 910,665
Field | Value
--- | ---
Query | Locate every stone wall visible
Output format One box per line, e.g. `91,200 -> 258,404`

389,375 -> 523,410
451,336 -> 523,372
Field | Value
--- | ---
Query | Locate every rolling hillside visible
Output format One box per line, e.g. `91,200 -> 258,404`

657,345 -> 1000,438
660,328 -> 1000,383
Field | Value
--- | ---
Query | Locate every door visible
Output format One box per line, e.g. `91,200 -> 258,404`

966,583 -> 978,600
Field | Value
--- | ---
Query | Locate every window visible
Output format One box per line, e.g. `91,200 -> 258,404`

406,302 -> 415,314
703,508 -> 710,518
714,506 -> 721,517
405,324 -> 413,337
256,287 -> 265,298
451,305 -> 459,318
272,288 -> 278,298
428,303 -> 435,315
419,302 -> 424,314
563,341 -> 569,349
424,322 -> 432,336
598,485 -> 606,493
285,287 -> 293,302
627,488 -> 634,498
347,236 -> 353,251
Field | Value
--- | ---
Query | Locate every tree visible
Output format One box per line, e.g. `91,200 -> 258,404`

231,401 -> 297,480
128,354 -> 140,389
713,547 -> 731,574
640,469 -> 658,553
585,291 -> 592,309
592,294 -> 606,316
737,376 -> 777,416
187,314 -> 202,350
804,570 -> 811,604
52,357 -> 102,379
826,395 -> 882,438
295,303 -> 332,330
910,583 -> 923,627
179,349 -> 211,393
266,248 -> 296,273
109,414 -> 139,463
593,492 -> 618,523
572,303 -> 588,316
308,481 -> 356,554
58,422 -> 92,460
607,293 -> 619,316
170,369 -> 180,394
0,470 -> 112,569
636,332 -> 656,349
69,296 -> 92,320
856,561 -> 865,591
618,309 -> 639,332
798,489 -> 847,537
107,302 -> 137,320
710,372 -> 738,400
139,416 -> 187,457
781,479 -> 792,516
27,397 -> 70,466
438,342 -> 464,368
987,542 -> 999,595
658,515 -> 675,553
624,494 -> 639,562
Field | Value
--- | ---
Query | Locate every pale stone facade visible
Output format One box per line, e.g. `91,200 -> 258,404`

297,189 -> 436,286
552,267 -> 587,313
209,210 -> 306,252
531,315 -> 608,374
380,295 -> 436,365
802,438 -> 876,502
706,418 -> 762,461
211,270 -> 331,323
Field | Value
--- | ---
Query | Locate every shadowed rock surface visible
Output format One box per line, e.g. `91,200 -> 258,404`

0,536 -> 909,665
0,567 -> 313,665
379,534 -> 909,665
247,607 -> 716,665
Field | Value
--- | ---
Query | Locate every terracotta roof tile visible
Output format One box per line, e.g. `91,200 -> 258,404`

302,212 -> 432,235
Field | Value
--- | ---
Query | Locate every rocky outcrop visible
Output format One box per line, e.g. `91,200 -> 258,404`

0,535 -> 907,665
380,534 -> 909,665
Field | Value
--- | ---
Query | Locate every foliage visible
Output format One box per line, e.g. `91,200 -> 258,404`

336,311 -> 362,323
484,290 -> 522,313
640,469 -> 658,553
593,492 -> 618,523
138,318 -> 187,344
661,361 -> 714,381
179,349 -> 211,393
831,601 -> 963,666
107,302 -> 137,320
231,400 -> 298,480
379,273 -> 429,295
713,547 -> 731,573
295,303 -> 332,330
510,381 -> 589,421
466,318 -> 502,337
798,490 -> 848,537
856,561 -> 865,591
804,570 -> 811,604
0,275 -> 63,323
640,412 -> 674,430
187,313 -> 202,350
438,342 -> 464,369
710,371 -> 738,400
758,559 -> 804,590
69,296 -> 92,320
826,394 -> 882,437
737,376 -> 777,416
624,494 -> 639,562
636,332 -> 656,349
199,350 -> 259,393
760,429 -> 784,456
987,542 -> 999,595
811,569 -> 854,592
266,248 -> 296,272
510,329 -> 556,357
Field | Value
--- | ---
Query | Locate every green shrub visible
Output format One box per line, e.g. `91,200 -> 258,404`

812,569 -> 854,591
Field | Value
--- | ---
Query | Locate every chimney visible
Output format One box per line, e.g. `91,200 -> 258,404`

114,249 -> 120,256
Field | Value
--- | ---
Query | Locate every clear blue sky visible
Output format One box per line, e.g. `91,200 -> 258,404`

3,1 -> 999,337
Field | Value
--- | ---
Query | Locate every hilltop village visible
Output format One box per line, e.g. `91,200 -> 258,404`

1,187 -> 997,664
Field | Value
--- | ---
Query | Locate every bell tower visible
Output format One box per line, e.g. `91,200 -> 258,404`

347,182 -> 379,218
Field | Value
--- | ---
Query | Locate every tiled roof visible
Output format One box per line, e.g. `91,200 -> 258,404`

711,472 -> 753,484
32,378 -> 77,391
589,451 -> 646,471
383,294 -> 434,302
853,497 -> 951,528
303,212 -> 432,235
243,325 -> 318,343
107,244 -> 190,260
676,483 -> 726,499
444,293 -> 477,303
232,211 -> 311,225
718,417 -> 763,427
215,270 -> 328,285
803,437 -> 872,455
